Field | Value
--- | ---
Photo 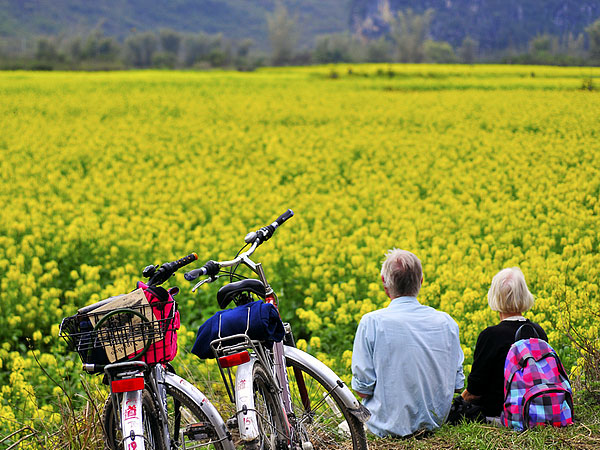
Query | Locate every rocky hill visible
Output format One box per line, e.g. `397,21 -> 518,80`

1,0 -> 599,51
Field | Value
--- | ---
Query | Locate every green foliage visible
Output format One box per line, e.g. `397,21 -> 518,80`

381,5 -> 435,63
124,31 -> 159,68
458,37 -> 478,64
424,40 -> 456,63
313,33 -> 355,64
587,18 -> 600,64
266,1 -> 298,65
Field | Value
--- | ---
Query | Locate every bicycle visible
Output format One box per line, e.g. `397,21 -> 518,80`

59,253 -> 236,450
184,210 -> 370,450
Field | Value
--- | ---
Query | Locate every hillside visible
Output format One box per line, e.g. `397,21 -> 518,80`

1,1 -> 600,54
351,0 -> 600,51
0,0 -> 351,49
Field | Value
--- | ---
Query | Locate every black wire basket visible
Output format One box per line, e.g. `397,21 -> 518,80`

59,300 -> 179,367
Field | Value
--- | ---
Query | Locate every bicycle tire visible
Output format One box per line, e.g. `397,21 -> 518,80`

247,363 -> 289,450
103,386 -> 228,450
285,358 -> 368,450
165,382 -> 228,450
102,390 -> 165,450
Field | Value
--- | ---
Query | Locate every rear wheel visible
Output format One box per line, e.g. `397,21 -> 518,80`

247,363 -> 288,450
103,386 -> 227,449
285,358 -> 367,450
102,391 -> 165,450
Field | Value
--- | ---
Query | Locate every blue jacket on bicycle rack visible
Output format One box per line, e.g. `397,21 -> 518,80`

191,301 -> 285,359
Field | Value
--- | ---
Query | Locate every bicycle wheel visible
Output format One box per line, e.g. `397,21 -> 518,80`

103,386 -> 227,450
102,391 -> 165,450
165,382 -> 228,450
285,359 -> 367,450
247,363 -> 288,450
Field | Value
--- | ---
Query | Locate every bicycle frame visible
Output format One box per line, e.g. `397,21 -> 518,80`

195,241 -> 369,446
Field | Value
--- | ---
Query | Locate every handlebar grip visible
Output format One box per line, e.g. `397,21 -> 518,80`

184,260 -> 220,281
172,253 -> 198,270
148,253 -> 198,286
273,209 -> 294,227
83,363 -> 99,373
184,267 -> 206,281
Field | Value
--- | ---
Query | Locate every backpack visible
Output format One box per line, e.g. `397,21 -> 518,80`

501,324 -> 573,430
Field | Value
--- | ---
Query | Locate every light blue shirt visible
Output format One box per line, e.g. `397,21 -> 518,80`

351,296 -> 464,437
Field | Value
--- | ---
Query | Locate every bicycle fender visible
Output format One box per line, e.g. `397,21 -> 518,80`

283,345 -> 371,423
163,372 -> 235,449
234,358 -> 262,442
121,390 -> 145,449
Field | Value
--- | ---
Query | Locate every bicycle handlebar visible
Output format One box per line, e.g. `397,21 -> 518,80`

184,210 -> 293,282
147,253 -> 198,286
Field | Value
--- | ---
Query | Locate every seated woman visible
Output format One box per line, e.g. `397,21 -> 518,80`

461,267 -> 547,419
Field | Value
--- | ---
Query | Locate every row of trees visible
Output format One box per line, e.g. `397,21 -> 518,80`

1,4 -> 600,70
0,29 -> 258,71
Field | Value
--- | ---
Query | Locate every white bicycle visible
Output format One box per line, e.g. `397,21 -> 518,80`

185,210 -> 370,450
60,254 -> 235,450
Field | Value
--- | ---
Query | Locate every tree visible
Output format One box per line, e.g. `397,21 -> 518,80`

424,40 -> 456,63
266,1 -> 298,66
159,29 -> 182,56
458,36 -> 478,64
182,32 -> 228,67
380,2 -> 434,63
365,37 -> 392,62
565,33 -> 584,59
35,37 -> 63,63
124,32 -> 158,68
586,18 -> 600,64
313,34 -> 353,63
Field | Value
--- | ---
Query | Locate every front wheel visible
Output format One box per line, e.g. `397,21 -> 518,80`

285,358 -> 368,450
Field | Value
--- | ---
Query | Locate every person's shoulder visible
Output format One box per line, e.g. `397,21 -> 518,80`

358,307 -> 386,325
476,322 -> 506,339
423,306 -> 461,329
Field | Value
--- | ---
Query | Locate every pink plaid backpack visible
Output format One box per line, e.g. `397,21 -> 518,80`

501,325 -> 573,430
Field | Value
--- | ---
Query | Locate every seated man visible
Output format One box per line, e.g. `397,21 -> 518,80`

351,249 -> 464,437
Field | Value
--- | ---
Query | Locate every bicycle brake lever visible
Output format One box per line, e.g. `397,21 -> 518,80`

192,276 -> 217,292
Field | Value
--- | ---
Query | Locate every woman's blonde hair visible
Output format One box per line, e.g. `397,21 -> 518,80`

487,267 -> 535,313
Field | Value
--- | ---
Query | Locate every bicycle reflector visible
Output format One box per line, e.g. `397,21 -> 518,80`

218,351 -> 250,368
111,377 -> 145,393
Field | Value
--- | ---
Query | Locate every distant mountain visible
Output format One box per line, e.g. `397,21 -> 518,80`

1,0 -> 599,52
0,0 -> 351,48
351,0 -> 600,51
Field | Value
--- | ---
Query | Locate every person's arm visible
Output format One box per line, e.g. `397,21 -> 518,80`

351,316 -> 376,399
464,328 -> 493,401
461,389 -> 481,403
453,322 -> 465,393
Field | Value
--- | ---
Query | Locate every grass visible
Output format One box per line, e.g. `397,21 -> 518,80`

4,387 -> 600,449
365,391 -> 600,450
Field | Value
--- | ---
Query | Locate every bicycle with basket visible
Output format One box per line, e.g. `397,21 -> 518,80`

184,210 -> 370,450
59,253 -> 235,450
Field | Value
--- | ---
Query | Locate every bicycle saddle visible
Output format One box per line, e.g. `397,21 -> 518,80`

217,279 -> 266,309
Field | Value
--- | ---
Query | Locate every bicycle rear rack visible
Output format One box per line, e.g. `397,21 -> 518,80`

210,334 -> 280,404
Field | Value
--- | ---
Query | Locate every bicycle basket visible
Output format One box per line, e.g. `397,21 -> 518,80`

60,282 -> 180,369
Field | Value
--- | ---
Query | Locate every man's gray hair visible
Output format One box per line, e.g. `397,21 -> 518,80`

380,249 -> 423,298
487,267 -> 535,313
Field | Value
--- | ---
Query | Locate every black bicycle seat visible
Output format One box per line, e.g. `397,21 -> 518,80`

217,279 -> 266,309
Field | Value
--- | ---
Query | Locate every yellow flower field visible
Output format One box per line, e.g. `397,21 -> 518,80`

0,64 -> 599,438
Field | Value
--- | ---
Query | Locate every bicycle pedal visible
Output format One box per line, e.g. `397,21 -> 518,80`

183,422 -> 216,441
226,417 -> 238,429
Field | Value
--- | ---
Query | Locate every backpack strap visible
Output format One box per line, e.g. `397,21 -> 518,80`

514,323 -> 540,342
